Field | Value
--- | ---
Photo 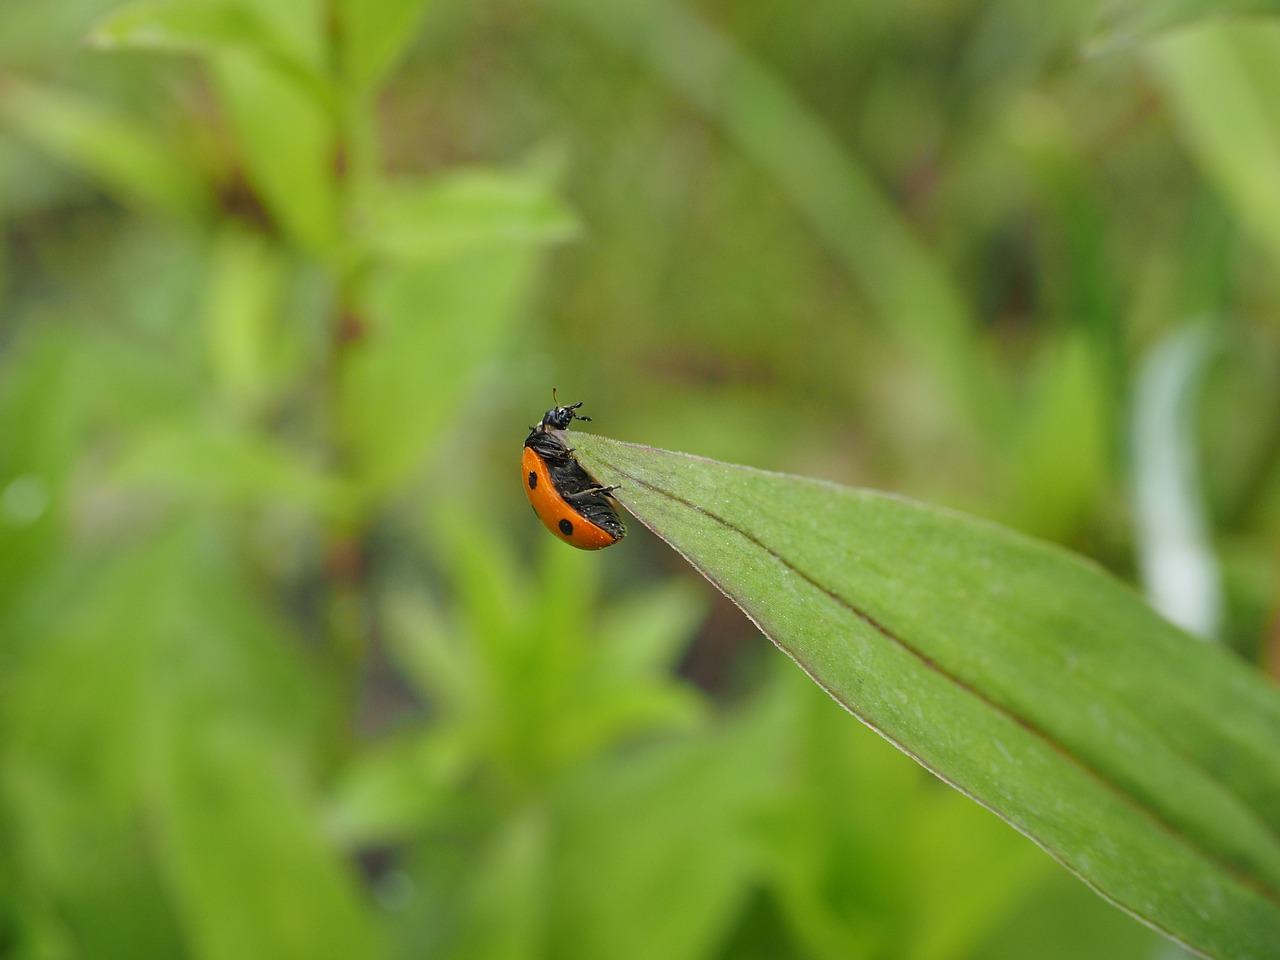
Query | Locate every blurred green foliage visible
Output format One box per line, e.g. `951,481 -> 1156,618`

0,0 -> 1277,958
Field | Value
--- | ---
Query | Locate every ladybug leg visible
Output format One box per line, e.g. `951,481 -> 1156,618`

563,484 -> 621,499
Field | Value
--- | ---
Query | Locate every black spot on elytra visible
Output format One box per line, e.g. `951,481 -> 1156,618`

559,518 -> 574,536
528,471 -> 537,489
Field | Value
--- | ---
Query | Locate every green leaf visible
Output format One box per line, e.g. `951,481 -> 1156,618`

335,0 -> 436,92
137,531 -> 378,960
2,527 -> 333,958
210,49 -> 338,252
89,0 -> 286,57
89,0 -> 331,110
201,227 -> 296,412
546,715 -> 773,960
339,244 -> 541,496
154,713 -> 384,960
91,1 -> 339,250
327,727 -> 469,845
1145,22 -> 1280,272
594,579 -> 706,679
1003,333 -> 1108,542
383,516 -> 705,792
1088,0 -> 1280,54
90,0 -> 325,70
236,0 -> 326,69
451,807 -> 550,960
0,81 -> 209,219
570,432 -> 1280,960
111,419 -> 342,515
356,170 -> 580,262
0,332 -> 94,616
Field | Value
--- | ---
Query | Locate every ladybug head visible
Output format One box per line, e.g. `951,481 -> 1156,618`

542,402 -> 590,430
541,390 -> 592,431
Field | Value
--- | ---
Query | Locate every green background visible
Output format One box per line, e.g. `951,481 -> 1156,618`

1,0 -> 1278,957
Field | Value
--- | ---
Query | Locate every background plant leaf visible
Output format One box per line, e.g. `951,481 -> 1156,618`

89,1 -> 292,59
570,431 -> 1280,960
338,244 -> 544,498
208,49 -> 338,252
357,170 -> 581,262
1088,0 -> 1280,54
91,0 -> 339,250
1144,21 -> 1280,274
334,0 -> 437,93
0,81 -> 210,220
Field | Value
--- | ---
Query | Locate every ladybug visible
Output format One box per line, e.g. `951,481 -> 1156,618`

523,395 -> 626,550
